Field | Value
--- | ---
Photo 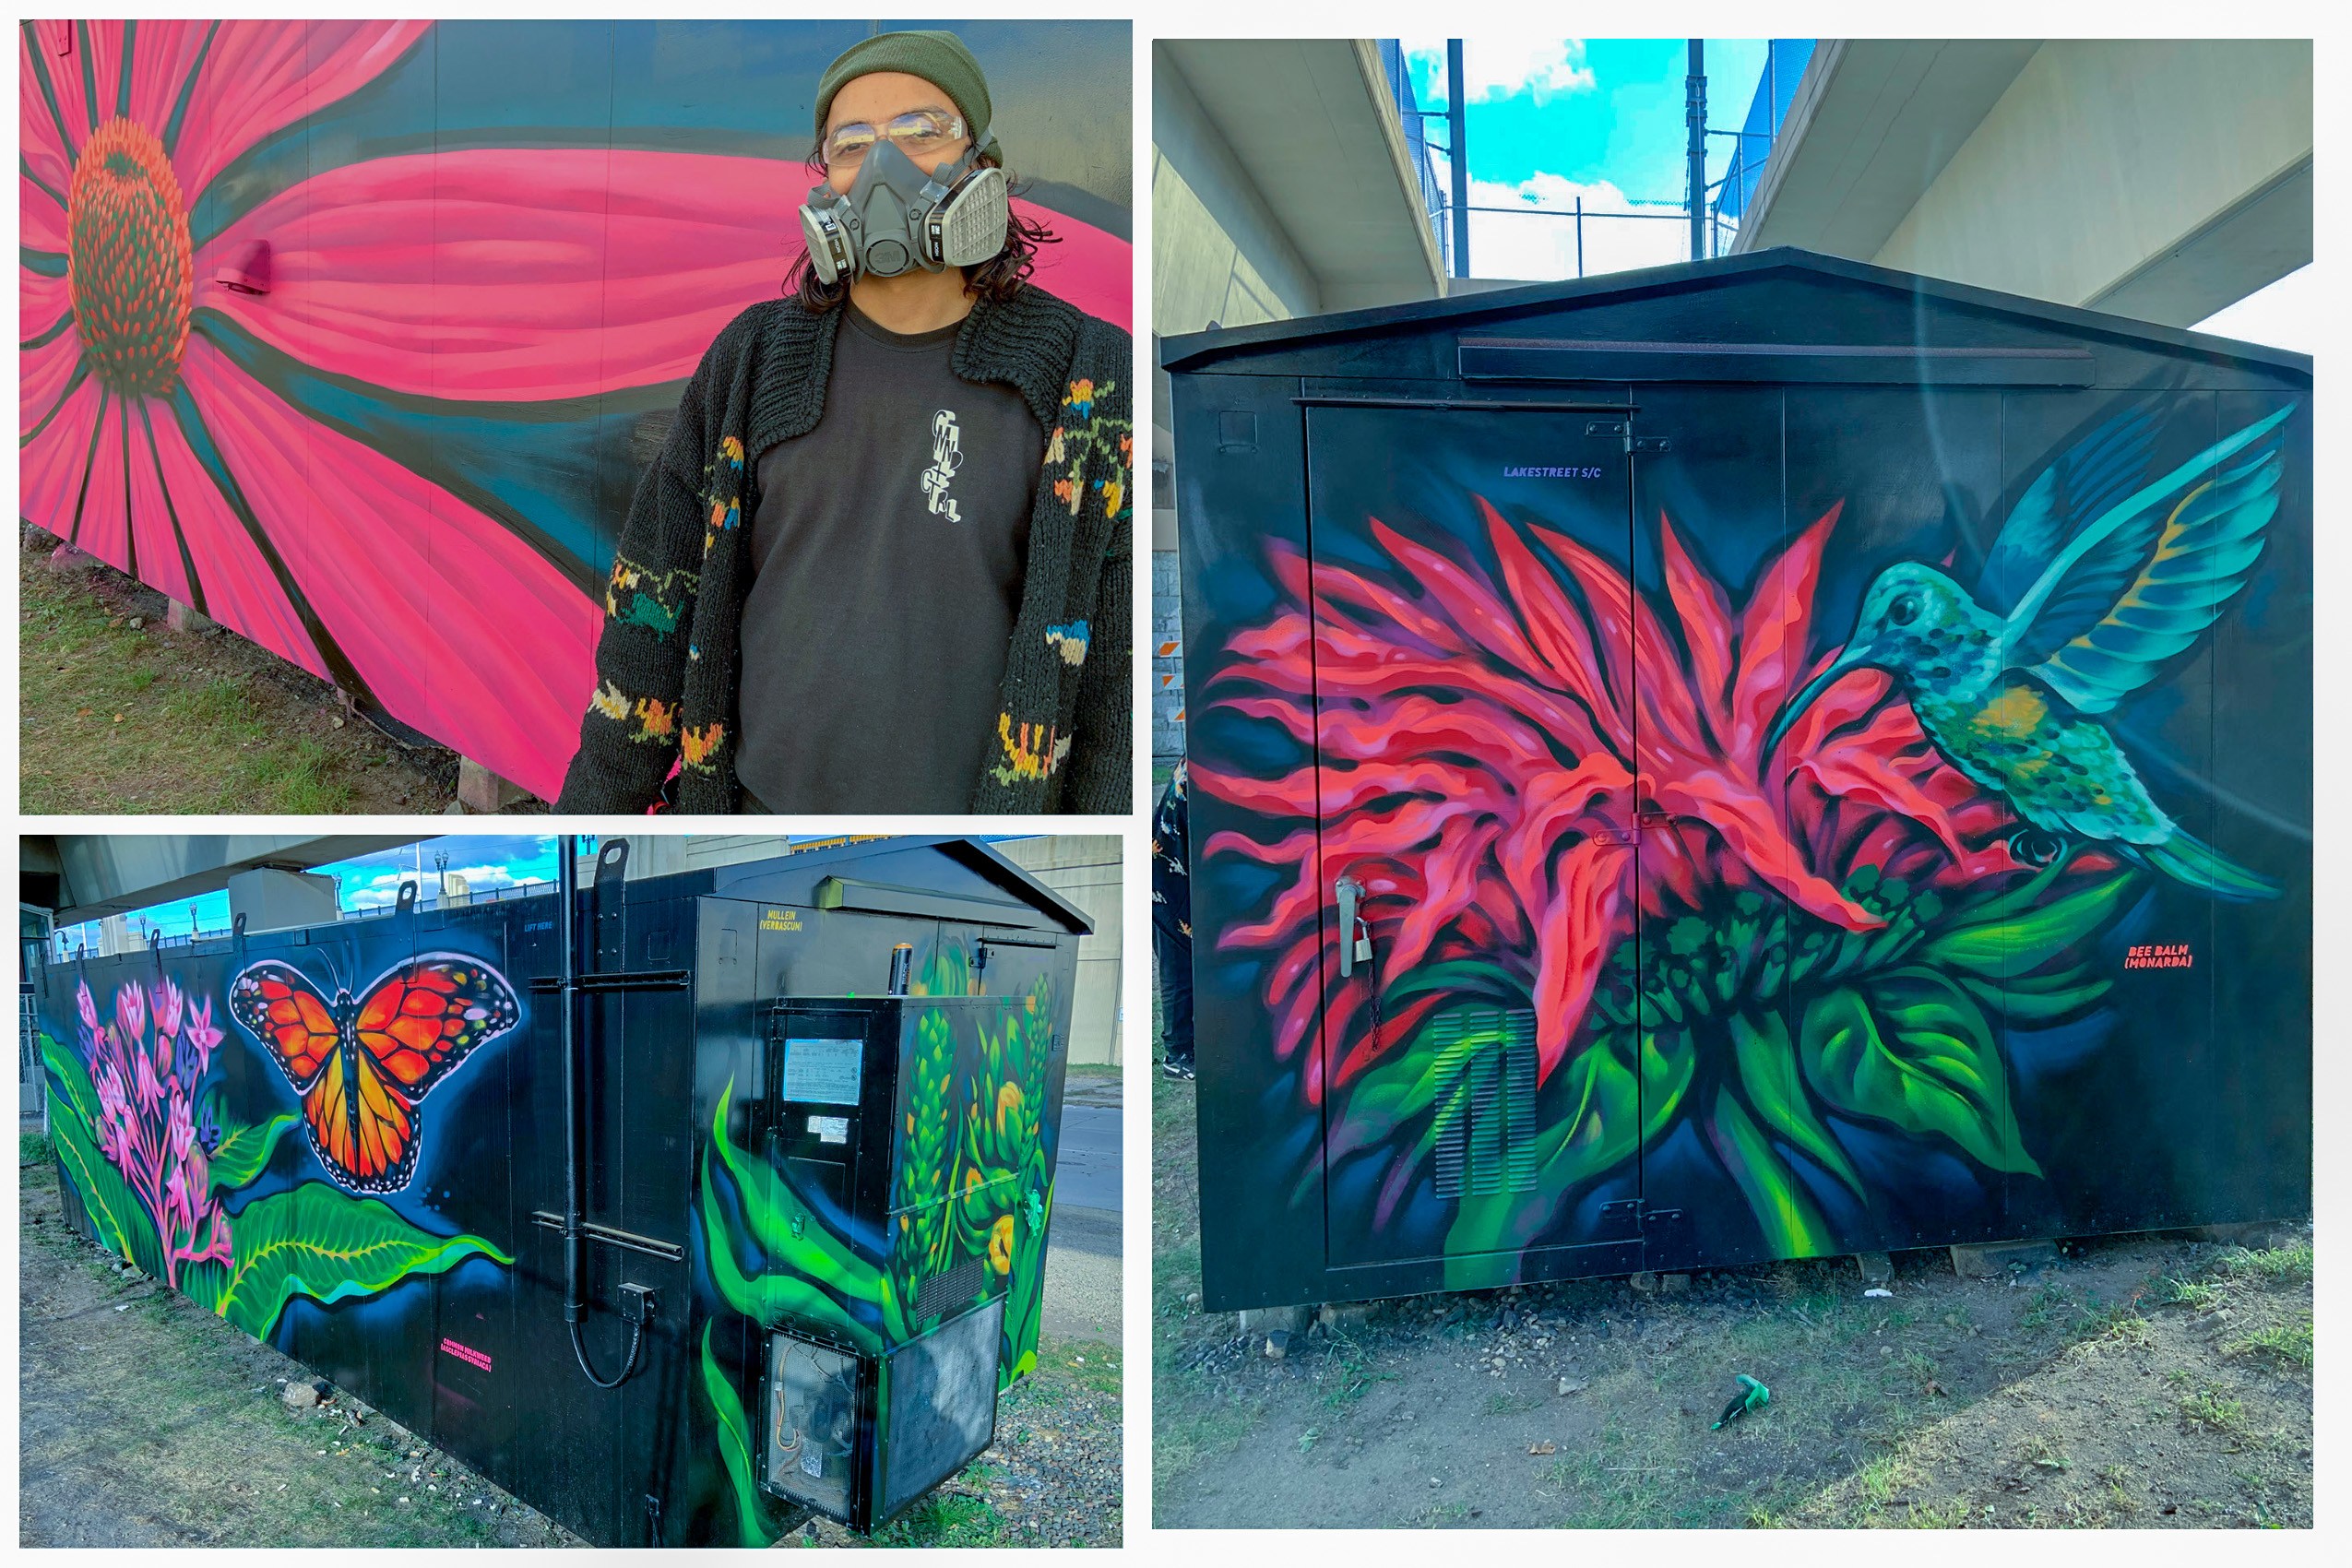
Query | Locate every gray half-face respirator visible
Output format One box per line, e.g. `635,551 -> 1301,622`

798,139 -> 1011,285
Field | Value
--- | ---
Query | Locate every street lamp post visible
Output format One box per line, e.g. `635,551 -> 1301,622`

1686,40 -> 1708,261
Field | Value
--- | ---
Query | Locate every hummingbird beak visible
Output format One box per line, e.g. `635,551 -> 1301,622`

1763,646 -> 1871,758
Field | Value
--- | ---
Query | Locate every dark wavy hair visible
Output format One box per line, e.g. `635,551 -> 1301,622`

784,148 -> 1059,313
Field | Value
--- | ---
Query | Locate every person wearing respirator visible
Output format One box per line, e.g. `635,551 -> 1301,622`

558,30 -> 1132,814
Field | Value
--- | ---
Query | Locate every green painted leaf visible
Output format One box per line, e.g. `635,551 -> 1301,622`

710,1082 -> 897,1332
206,1184 -> 512,1339
41,1035 -> 165,1277
1001,1173 -> 1053,1388
207,1111 -> 301,1193
1959,971 -> 2113,1024
40,1031 -> 104,1144
698,1149 -> 881,1353
1728,1010 -> 1866,1199
1383,958 -> 1527,1004
1799,974 -> 2041,1177
1707,1087 -> 1833,1259
700,1323 -> 777,1548
1443,1028 -> 1692,1272
1920,874 -> 2135,976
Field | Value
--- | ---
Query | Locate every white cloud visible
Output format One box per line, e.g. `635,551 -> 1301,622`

1399,36 -> 1596,107
1464,173 -> 1693,283
1465,39 -> 1594,103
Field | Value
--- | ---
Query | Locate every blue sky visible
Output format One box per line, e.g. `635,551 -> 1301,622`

1402,38 -> 1770,195
1397,37 -> 1781,279
54,834 -> 569,951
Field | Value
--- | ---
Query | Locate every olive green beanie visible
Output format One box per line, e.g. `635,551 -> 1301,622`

814,30 -> 998,162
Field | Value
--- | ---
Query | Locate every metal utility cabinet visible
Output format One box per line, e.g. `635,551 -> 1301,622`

1167,248 -> 2311,1313
33,837 -> 1089,1544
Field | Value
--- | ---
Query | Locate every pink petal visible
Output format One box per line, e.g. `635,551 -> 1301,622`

19,372 -> 104,528
170,21 -> 431,201
18,24 -> 77,190
124,18 -> 215,138
20,306 -> 82,437
121,405 -> 193,605
1022,205 -> 1133,331
181,337 -> 599,797
72,19 -> 132,125
22,255 -> 72,339
142,399 -> 324,676
21,170 -> 67,255
73,395 -> 133,569
196,149 -> 1132,401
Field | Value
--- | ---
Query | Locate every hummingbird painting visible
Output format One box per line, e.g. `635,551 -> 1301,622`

1765,403 -> 2293,899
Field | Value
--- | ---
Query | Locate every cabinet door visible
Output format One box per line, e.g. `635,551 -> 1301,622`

1301,403 -> 1640,1283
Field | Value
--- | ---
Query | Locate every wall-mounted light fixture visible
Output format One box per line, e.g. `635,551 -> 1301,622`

214,240 -> 271,295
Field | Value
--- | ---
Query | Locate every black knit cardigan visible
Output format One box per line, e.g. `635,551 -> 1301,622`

554,284 -> 1134,814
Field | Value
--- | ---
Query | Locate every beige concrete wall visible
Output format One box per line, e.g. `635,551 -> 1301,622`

1874,40 -> 2311,315
994,836 -> 1123,1066
1151,49 -> 1324,340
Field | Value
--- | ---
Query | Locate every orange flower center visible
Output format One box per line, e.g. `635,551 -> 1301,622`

67,116 -> 192,398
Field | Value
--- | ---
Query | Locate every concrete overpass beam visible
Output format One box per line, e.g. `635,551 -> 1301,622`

1871,39 -> 2312,321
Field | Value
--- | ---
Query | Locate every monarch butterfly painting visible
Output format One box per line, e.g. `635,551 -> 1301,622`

228,954 -> 522,1193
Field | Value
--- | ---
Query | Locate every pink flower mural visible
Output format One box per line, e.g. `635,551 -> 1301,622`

20,19 -> 1134,800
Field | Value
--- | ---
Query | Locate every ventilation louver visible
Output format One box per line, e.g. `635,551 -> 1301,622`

1428,1007 -> 1538,1199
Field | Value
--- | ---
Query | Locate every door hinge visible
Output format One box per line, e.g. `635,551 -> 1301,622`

1632,435 -> 1671,454
1584,419 -> 1627,438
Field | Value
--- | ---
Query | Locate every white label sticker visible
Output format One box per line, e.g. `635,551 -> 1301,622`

782,1037 -> 862,1104
808,1115 -> 849,1145
800,1443 -> 824,1479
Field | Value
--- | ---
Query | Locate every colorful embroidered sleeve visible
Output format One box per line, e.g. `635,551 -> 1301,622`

554,325 -> 734,811
1058,344 -> 1134,813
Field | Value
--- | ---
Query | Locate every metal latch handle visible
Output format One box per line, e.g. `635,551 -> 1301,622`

1336,874 -> 1365,978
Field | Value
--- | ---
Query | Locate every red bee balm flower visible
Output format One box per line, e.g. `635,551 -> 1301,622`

1199,497 -> 2026,1103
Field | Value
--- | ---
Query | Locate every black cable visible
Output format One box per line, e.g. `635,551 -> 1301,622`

569,1313 -> 644,1390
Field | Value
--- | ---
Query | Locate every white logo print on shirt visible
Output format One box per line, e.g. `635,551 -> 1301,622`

921,409 -> 965,522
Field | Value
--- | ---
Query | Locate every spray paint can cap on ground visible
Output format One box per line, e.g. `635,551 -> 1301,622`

1711,1373 -> 1768,1430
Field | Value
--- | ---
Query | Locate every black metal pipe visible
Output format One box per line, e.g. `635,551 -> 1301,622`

558,832 -> 643,1388
559,832 -> 582,1325
1446,38 -> 1468,279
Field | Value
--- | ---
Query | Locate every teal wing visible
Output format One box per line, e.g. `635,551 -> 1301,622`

2000,406 -> 2292,714
1975,406 -> 2159,632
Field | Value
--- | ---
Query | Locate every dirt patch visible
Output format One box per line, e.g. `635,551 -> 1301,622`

1152,1068 -> 2310,1529
1785,1243 -> 2312,1528
21,1150 -> 1120,1548
18,529 -> 537,814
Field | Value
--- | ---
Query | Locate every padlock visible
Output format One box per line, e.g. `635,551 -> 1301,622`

1352,930 -> 1372,964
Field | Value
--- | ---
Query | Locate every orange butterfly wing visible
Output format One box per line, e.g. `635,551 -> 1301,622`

339,955 -> 521,1191
308,1048 -> 359,1186
228,962 -> 339,1092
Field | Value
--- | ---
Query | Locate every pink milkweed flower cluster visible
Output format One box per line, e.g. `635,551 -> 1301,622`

77,977 -> 232,1285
